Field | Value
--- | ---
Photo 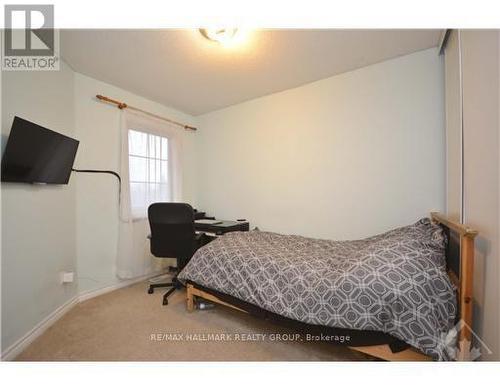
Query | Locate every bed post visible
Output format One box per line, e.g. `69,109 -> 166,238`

458,233 -> 475,346
186,283 -> 194,312
431,212 -> 478,360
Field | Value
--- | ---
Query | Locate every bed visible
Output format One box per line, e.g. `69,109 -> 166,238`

177,213 -> 477,361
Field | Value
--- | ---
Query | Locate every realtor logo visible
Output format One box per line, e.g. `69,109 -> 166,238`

2,4 -> 59,70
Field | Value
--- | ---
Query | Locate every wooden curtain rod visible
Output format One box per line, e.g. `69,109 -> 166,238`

95,94 -> 197,131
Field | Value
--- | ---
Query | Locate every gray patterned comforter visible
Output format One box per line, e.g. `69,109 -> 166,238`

178,218 -> 456,359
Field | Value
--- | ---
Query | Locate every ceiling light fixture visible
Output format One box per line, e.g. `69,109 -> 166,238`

199,28 -> 238,45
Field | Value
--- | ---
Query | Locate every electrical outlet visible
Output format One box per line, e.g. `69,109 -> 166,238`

60,271 -> 74,284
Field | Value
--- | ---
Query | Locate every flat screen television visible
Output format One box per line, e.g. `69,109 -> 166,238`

1,116 -> 79,184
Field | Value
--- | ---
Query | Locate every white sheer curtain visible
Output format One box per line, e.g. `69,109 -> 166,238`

116,109 -> 183,279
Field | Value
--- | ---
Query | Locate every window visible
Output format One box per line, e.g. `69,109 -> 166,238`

128,129 -> 170,218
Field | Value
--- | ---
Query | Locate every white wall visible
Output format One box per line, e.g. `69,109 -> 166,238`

195,48 -> 446,240
460,30 -> 500,360
73,73 -> 198,294
1,61 -> 78,352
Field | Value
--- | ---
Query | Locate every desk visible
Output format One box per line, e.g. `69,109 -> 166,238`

195,219 -> 249,236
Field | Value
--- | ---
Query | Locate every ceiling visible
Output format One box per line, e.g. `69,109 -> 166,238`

61,29 -> 442,115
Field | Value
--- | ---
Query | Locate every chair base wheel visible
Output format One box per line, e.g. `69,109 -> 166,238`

162,297 -> 169,305
147,287 -> 154,294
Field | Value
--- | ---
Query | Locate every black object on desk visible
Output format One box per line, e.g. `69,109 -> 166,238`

195,219 -> 249,236
193,209 -> 206,220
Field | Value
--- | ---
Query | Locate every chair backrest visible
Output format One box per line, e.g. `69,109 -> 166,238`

148,203 -> 195,259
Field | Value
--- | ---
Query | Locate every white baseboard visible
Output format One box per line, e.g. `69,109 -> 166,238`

1,273 -> 158,361
78,272 -> 158,303
1,296 -> 79,361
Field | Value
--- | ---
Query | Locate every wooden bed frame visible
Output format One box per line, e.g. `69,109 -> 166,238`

185,212 -> 478,361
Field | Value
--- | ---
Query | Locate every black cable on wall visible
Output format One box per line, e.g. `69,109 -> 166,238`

71,168 -> 122,201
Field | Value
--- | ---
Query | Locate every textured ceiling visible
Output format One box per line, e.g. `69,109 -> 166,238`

61,29 -> 442,115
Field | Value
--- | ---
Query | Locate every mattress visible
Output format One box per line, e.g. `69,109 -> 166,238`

178,218 -> 457,360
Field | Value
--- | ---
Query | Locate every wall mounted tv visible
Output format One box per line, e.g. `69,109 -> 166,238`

1,116 -> 79,184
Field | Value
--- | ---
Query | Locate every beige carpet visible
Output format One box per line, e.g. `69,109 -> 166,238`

15,282 -> 372,361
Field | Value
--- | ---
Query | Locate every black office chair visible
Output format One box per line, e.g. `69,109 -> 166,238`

147,202 -> 202,305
